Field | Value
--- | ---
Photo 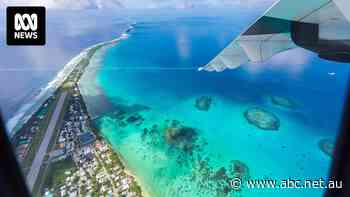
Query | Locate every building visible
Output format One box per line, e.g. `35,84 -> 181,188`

49,149 -> 66,162
78,132 -> 96,147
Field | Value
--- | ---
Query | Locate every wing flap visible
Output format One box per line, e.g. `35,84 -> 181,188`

238,33 -> 295,62
199,42 -> 248,71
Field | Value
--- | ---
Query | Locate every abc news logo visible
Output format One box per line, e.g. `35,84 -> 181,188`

7,7 -> 45,45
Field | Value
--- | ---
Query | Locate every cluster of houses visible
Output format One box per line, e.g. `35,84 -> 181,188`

95,141 -> 141,196
49,86 -> 96,163
45,82 -> 142,197
55,140 -> 142,197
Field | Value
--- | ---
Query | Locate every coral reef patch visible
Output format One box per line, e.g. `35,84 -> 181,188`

192,156 -> 250,196
164,120 -> 198,153
270,96 -> 296,109
195,96 -> 212,111
318,138 -> 334,158
126,114 -> 144,124
231,160 -> 250,182
244,108 -> 280,130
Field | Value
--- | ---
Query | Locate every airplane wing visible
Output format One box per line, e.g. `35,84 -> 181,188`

199,0 -> 350,72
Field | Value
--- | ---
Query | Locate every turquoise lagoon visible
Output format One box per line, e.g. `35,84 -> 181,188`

79,10 -> 350,197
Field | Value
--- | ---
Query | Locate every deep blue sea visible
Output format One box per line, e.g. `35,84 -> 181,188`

78,8 -> 350,197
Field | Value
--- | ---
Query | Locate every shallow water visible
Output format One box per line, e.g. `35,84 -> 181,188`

79,9 -> 350,197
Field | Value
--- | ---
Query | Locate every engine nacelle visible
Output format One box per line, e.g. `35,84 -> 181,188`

291,21 -> 350,62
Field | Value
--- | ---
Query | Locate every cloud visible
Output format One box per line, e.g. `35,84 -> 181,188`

268,48 -> 311,66
2,0 -> 124,9
244,48 -> 313,76
1,0 -> 276,9
122,0 -> 276,9
175,26 -> 191,60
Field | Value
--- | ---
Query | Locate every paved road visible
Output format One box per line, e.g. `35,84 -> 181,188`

26,91 -> 68,190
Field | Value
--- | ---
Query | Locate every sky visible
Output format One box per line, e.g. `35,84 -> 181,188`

1,0 -> 276,9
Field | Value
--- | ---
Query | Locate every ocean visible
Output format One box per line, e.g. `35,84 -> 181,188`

78,8 -> 350,197
0,5 -> 349,197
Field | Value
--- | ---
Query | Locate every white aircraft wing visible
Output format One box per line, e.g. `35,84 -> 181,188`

199,0 -> 350,72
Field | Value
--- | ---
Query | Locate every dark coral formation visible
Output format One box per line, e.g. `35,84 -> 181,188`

126,114 -> 144,124
193,157 -> 250,196
271,96 -> 296,109
318,138 -> 334,157
195,96 -> 212,111
140,119 -> 210,170
98,103 -> 150,133
164,121 -> 198,153
231,160 -> 250,181
113,108 -> 126,119
244,108 -> 280,130
111,102 -> 150,118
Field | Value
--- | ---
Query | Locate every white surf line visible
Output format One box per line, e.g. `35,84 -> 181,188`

0,68 -> 62,71
0,67 -> 199,71
86,67 -> 199,70
26,91 -> 68,191
0,68 -> 199,72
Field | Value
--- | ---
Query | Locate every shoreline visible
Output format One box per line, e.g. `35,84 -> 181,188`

124,168 -> 152,197
97,134 -> 152,197
77,27 -> 152,197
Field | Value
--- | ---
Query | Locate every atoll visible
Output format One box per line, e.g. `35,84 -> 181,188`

195,96 -> 212,111
244,108 -> 280,130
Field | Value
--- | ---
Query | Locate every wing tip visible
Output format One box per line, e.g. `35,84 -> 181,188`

199,63 -> 244,72
198,65 -> 225,72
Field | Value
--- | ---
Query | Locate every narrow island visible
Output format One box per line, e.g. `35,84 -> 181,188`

11,37 -> 145,197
